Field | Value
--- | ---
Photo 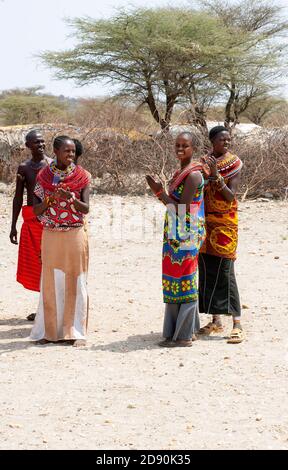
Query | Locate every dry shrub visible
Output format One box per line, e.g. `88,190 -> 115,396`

80,128 -> 204,195
0,124 -> 83,183
73,99 -> 153,134
81,125 -> 288,199
1,122 -> 287,199
81,132 -> 176,195
0,127 -> 27,183
233,128 -> 288,200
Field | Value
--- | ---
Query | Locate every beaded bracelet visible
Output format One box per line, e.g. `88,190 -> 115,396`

215,175 -> 225,187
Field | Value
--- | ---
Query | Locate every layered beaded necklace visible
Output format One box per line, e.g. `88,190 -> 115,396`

50,160 -> 76,185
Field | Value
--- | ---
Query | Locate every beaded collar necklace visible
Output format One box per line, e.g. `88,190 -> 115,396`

50,160 -> 75,185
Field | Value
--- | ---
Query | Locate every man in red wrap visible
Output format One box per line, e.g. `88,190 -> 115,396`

10,130 -> 51,321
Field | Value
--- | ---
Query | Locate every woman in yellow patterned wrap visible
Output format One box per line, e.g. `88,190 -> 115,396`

198,126 -> 244,344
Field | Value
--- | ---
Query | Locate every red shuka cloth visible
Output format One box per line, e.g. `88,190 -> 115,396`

16,206 -> 43,292
37,164 -> 90,193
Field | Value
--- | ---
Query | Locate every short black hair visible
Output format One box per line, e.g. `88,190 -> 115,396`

209,126 -> 229,141
73,139 -> 84,158
25,129 -> 42,143
176,131 -> 201,149
53,135 -> 74,150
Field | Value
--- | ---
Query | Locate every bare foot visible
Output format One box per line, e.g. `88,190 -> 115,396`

26,313 -> 36,321
72,339 -> 87,348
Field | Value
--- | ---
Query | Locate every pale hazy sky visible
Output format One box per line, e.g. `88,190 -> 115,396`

1,0 -> 288,98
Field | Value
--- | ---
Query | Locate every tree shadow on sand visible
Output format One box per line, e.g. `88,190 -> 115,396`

0,317 -> 92,354
0,317 -> 31,326
197,334 -> 228,342
0,316 -> 35,354
90,332 -> 163,353
89,331 -> 227,353
90,331 -> 228,353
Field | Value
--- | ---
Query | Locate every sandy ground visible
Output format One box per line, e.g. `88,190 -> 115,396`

0,192 -> 287,450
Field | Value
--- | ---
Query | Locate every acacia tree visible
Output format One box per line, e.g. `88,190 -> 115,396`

197,0 -> 288,127
243,96 -> 286,125
40,8 -> 242,131
41,4 -> 287,131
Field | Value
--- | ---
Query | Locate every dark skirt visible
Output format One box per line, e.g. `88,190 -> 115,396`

198,253 -> 241,316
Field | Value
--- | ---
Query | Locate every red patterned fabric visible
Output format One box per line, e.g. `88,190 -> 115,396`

37,163 -> 90,193
169,161 -> 210,194
34,164 -> 90,230
17,206 -> 43,292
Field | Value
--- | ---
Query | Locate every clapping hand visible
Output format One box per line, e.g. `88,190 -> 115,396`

54,183 -> 72,200
205,155 -> 218,177
145,175 -> 164,196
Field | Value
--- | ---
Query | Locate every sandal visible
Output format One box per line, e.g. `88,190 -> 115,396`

175,339 -> 193,347
165,339 -> 193,348
34,339 -> 51,345
227,328 -> 244,344
26,313 -> 36,321
198,321 -> 224,335
158,338 -> 173,347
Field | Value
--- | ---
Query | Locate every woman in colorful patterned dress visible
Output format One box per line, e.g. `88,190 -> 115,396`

198,126 -> 244,344
146,132 -> 207,347
31,136 -> 91,347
